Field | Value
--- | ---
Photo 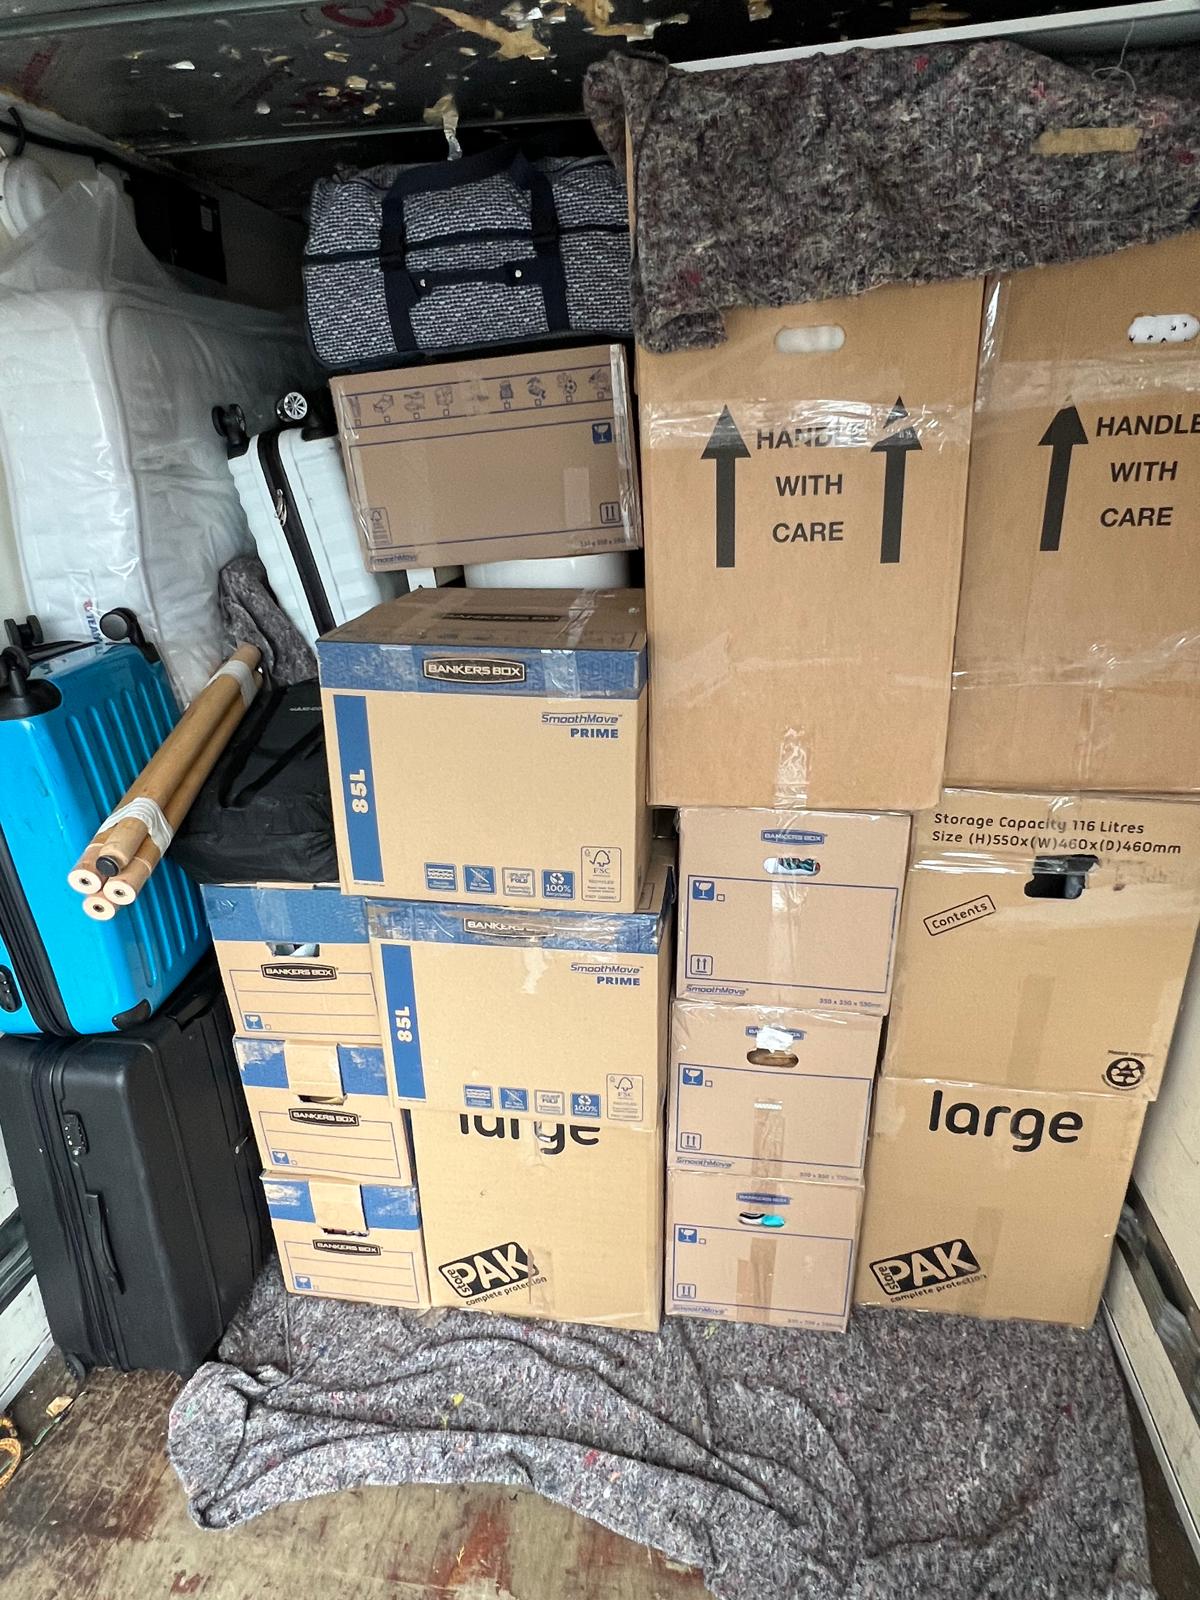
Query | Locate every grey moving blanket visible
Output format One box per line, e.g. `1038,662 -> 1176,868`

585,41 -> 1200,353
170,1267 -> 1154,1600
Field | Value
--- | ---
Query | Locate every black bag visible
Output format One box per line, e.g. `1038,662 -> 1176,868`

0,961 -> 267,1373
303,146 -> 633,371
171,680 -> 337,886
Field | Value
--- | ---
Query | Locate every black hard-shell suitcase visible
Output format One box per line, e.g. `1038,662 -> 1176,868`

0,960 -> 267,1374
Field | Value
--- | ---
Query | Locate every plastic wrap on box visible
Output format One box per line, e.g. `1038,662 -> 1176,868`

948,232 -> 1200,792
0,175 -> 309,701
882,789 -> 1200,1099
637,279 -> 982,813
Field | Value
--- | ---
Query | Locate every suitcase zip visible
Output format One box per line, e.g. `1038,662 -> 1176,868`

256,429 -> 338,637
303,221 -> 629,267
0,818 -> 72,1034
31,1051 -> 123,1368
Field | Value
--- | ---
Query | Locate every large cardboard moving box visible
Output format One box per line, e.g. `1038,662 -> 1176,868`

369,848 -> 673,1127
668,1001 -> 878,1182
237,1037 -> 414,1183
883,791 -> 1200,1098
948,234 -> 1200,792
331,345 -> 640,571
677,807 -> 910,1011
413,1111 -> 663,1330
855,1076 -> 1144,1326
638,278 -> 982,811
666,1168 -> 862,1332
203,884 -> 379,1044
263,1174 -> 429,1309
319,587 -> 650,910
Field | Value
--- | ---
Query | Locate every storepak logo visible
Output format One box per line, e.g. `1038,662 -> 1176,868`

870,1238 -> 982,1299
439,1240 -> 536,1301
260,963 -> 337,982
423,656 -> 526,685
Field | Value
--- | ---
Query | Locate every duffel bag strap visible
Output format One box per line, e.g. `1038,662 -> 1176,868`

512,154 -> 570,333
379,184 -> 418,356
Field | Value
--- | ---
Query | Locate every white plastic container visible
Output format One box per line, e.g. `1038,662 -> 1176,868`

464,552 -> 631,589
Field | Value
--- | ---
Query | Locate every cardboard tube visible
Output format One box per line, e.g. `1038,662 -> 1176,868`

67,847 -> 108,896
89,644 -> 260,876
102,694 -> 249,906
83,895 -> 116,922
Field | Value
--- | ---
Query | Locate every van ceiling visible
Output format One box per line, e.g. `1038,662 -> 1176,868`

0,0 -> 1177,215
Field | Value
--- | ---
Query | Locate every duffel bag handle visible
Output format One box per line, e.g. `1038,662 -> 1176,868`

379,145 -> 570,354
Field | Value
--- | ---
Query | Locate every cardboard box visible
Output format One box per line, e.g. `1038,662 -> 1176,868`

318,587 -> 650,910
948,234 -> 1200,793
413,1110 -> 663,1331
330,345 -> 640,571
369,847 -> 673,1127
202,884 -> 379,1043
668,1001 -> 879,1182
236,1037 -> 414,1183
665,1168 -> 862,1332
883,791 -> 1200,1098
676,807 -> 910,1011
855,1075 -> 1145,1326
637,279 -> 982,811
263,1174 -> 430,1309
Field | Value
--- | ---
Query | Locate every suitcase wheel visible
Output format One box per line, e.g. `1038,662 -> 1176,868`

276,391 -> 309,424
4,613 -> 43,651
212,403 -> 248,453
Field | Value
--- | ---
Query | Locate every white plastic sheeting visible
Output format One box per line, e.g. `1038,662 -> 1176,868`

0,175 -> 309,699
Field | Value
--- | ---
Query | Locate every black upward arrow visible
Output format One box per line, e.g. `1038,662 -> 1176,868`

1037,406 -> 1088,552
702,406 -> 750,569
871,398 -> 921,565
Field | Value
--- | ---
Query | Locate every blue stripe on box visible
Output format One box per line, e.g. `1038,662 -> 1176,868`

235,1038 -> 290,1089
338,1045 -> 388,1097
366,898 -> 665,956
202,884 -> 368,945
362,1184 -> 421,1230
318,641 -> 646,700
332,694 -> 384,884
379,942 -> 426,1101
263,1178 -> 316,1223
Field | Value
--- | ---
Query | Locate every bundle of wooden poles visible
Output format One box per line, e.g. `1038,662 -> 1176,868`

67,644 -> 262,920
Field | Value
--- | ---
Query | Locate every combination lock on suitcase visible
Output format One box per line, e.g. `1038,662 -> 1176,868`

0,961 -> 267,1374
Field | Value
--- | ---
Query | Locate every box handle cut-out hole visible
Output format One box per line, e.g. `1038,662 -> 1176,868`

775,325 -> 845,354
763,856 -> 820,877
747,1049 -> 799,1068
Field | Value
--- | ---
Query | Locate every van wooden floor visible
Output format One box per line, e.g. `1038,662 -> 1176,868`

0,1359 -> 709,1600
1,1354 -> 1196,1599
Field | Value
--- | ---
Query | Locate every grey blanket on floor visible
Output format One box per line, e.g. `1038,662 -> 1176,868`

584,41 -> 1200,352
169,1267 -> 1153,1600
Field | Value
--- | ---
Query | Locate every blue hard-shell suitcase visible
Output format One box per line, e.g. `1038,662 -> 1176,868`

0,616 -> 209,1035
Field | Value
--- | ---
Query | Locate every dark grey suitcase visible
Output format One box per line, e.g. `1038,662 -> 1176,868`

0,960 -> 267,1374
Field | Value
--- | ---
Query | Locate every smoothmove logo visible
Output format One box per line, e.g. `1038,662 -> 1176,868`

571,961 -> 641,986
261,963 -> 337,982
423,656 -> 526,685
541,712 -> 619,726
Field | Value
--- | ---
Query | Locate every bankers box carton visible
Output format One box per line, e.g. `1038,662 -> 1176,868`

202,883 -> 380,1044
676,806 -> 910,1011
368,846 -> 673,1127
883,791 -> 1200,1098
263,1174 -> 430,1309
948,234 -> 1200,792
318,586 -> 651,911
856,1075 -> 1144,1326
330,345 -> 640,571
638,278 -> 982,811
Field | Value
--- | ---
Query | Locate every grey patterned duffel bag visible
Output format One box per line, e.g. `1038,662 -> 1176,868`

303,146 -> 633,371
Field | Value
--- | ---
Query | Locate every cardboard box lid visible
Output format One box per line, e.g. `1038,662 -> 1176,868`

948,233 -> 1200,790
236,1037 -> 389,1100
369,844 -> 674,957
318,588 -> 647,699
262,1174 -> 422,1232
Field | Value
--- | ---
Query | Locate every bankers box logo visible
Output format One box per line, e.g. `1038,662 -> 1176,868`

260,963 -> 337,982
423,657 -> 526,685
